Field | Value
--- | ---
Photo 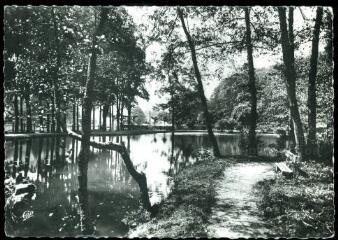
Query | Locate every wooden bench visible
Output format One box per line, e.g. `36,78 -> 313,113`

275,162 -> 293,178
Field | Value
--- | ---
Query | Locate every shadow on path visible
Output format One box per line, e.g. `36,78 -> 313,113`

207,162 -> 275,238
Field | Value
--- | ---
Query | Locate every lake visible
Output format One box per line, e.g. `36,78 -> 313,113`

4,132 -> 282,237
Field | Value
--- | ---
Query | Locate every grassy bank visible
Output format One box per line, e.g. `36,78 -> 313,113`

125,150 -> 230,238
254,161 -> 334,238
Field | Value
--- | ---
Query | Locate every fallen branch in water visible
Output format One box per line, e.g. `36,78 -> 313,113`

60,121 -> 154,213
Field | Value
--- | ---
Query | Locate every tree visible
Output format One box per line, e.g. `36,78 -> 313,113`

177,7 -> 220,157
307,7 -> 323,158
278,7 -> 306,161
77,7 -> 109,234
132,106 -> 146,125
244,7 -> 258,155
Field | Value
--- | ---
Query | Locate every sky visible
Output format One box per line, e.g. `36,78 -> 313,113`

125,6 -> 320,113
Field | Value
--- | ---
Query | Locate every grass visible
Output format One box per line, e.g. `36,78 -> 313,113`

254,160 -> 334,238
124,150 -> 230,238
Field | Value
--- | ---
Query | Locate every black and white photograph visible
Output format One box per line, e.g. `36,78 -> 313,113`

3,5 -> 334,238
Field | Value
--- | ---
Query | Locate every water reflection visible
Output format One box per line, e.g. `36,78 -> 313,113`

5,132 -> 281,237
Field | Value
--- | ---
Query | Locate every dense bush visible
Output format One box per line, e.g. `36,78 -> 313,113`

215,118 -> 236,131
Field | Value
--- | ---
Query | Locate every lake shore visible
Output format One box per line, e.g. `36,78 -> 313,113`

5,129 -> 280,140
126,150 -> 231,238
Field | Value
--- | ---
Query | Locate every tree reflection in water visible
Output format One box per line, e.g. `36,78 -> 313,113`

4,133 -> 281,236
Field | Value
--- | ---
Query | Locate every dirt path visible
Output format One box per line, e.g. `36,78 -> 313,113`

207,162 -> 275,238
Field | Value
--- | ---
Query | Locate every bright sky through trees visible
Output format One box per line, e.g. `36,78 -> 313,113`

126,6 -> 324,112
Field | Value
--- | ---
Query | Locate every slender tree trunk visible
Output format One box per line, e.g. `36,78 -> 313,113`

116,98 -> 120,131
287,7 -> 296,147
120,102 -> 124,130
244,7 -> 258,156
307,7 -> 323,158
20,96 -> 24,132
288,7 -> 295,64
92,106 -> 95,131
51,8 -> 62,133
127,104 -> 131,130
177,7 -> 220,157
73,102 -> 76,131
25,93 -> 32,133
51,97 -> 55,132
278,7 -> 306,161
101,104 -> 109,131
47,112 -> 50,133
110,104 -> 113,131
14,94 -> 19,133
99,105 -> 102,130
39,113 -> 44,133
76,103 -> 79,131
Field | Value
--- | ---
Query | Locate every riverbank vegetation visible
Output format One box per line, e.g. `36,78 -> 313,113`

125,150 -> 230,238
254,160 -> 334,238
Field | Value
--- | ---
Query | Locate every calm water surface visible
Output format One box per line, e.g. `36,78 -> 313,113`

4,132 -> 280,237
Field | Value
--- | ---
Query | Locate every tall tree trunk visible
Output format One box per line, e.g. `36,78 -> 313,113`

99,105 -> 102,130
116,97 -> 120,131
51,97 -> 55,133
78,9 -> 108,234
39,111 -> 44,133
76,103 -> 79,131
244,7 -> 258,156
101,103 -> 109,131
278,7 -> 306,161
288,7 -> 295,64
110,104 -> 113,131
20,96 -> 24,132
92,106 -> 95,130
25,93 -> 32,133
307,7 -> 323,158
73,102 -> 76,131
120,102 -> 124,130
14,94 -> 19,133
177,7 -> 220,157
127,104 -> 132,130
47,111 -> 50,133
51,8 -> 62,133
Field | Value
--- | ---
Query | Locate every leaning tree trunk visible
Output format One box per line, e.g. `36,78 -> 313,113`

278,7 -> 306,161
177,7 -> 220,157
307,7 -> 323,158
244,7 -> 258,156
